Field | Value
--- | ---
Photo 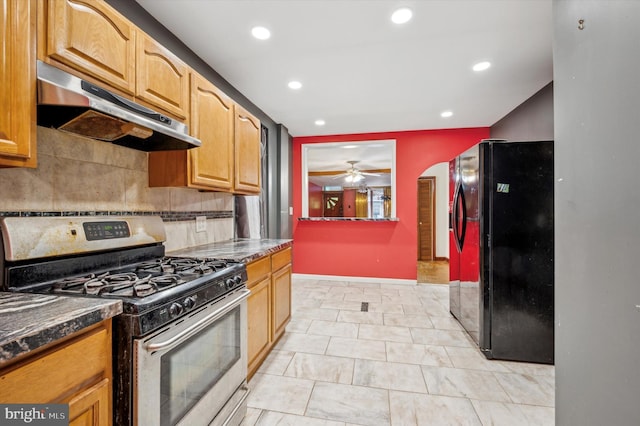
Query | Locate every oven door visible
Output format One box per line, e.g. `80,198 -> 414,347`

134,287 -> 250,426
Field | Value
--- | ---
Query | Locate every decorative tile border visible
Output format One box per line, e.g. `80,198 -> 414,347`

0,211 -> 233,222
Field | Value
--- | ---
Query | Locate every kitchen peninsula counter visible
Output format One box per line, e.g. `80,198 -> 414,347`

0,292 -> 122,365
168,238 -> 293,264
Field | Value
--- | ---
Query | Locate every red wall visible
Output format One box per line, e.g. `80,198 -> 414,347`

293,127 -> 489,280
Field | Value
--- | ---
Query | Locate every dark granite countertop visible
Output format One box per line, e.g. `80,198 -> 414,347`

168,238 -> 293,264
0,292 -> 122,366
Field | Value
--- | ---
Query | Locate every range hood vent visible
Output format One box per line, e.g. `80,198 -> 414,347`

36,61 -> 201,151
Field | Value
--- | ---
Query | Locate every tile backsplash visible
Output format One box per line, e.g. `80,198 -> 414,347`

0,127 -> 234,252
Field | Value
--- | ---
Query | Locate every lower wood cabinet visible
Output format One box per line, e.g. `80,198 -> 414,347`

0,320 -> 113,425
246,246 -> 292,380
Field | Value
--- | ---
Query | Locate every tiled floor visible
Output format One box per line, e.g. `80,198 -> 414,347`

242,277 -> 555,426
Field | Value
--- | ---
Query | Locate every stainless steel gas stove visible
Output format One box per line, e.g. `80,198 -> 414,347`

0,216 -> 250,426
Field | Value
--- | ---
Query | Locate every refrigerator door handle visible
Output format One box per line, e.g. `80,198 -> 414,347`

458,185 -> 467,250
452,182 -> 467,253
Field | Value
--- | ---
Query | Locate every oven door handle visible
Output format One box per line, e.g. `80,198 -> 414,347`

144,288 -> 250,353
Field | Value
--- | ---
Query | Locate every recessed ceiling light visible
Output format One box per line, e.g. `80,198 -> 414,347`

288,81 -> 302,90
251,26 -> 271,40
441,111 -> 453,118
391,8 -> 413,24
473,61 -> 491,72
315,119 -> 325,126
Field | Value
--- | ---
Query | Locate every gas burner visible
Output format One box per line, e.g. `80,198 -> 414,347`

85,273 -> 148,295
149,273 -> 183,288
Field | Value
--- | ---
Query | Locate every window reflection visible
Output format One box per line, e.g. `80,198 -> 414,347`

301,140 -> 396,219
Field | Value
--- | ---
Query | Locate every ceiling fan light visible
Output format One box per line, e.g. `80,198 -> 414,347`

345,175 -> 353,183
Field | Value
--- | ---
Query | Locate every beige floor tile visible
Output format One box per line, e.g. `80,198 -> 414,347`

499,360 -> 556,377
256,349 -> 295,375
320,300 -> 364,311
283,353 -> 355,384
306,382 -> 390,426
307,320 -> 359,338
255,411 -> 347,425
344,292 -> 382,303
429,316 -> 465,331
471,399 -> 555,425
383,313 -> 434,328
366,302 -> 404,314
336,310 -> 384,325
411,328 -> 475,347
444,346 -> 511,373
274,332 -> 330,354
386,342 -> 453,367
285,318 -> 313,333
326,336 -> 387,361
493,372 -> 555,407
389,390 -> 482,426
421,365 -> 512,402
292,307 -> 340,321
357,323 -> 413,343
381,294 -> 424,305
247,373 -> 314,415
352,359 -> 427,392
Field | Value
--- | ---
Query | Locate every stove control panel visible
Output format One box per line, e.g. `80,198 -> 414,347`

83,221 -> 131,240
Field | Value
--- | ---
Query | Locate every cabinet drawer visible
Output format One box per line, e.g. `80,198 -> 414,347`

271,247 -> 292,271
247,256 -> 270,287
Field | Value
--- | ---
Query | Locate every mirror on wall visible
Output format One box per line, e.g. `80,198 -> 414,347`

301,140 -> 396,219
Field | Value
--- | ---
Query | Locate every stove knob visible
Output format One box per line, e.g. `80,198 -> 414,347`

184,296 -> 196,310
225,278 -> 235,289
234,275 -> 243,285
169,302 -> 184,318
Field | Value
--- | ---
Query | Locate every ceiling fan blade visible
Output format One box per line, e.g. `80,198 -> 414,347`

361,172 -> 380,176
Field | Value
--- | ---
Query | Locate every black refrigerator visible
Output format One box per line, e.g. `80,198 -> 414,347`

449,140 -> 554,364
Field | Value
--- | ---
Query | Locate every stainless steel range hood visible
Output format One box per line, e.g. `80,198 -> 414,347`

36,61 -> 201,151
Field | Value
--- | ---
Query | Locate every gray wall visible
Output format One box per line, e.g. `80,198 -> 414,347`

106,0 -> 292,239
554,1 -> 640,424
490,82 -> 554,141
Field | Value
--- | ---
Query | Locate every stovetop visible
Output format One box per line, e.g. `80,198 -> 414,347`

49,257 -> 235,298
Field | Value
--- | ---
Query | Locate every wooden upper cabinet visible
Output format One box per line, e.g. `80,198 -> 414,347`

136,31 -> 189,121
234,104 -> 261,194
189,72 -> 234,190
0,0 -> 37,168
42,0 -> 136,96
148,73 -> 235,191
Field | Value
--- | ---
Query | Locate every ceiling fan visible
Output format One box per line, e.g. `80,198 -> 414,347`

333,160 -> 380,183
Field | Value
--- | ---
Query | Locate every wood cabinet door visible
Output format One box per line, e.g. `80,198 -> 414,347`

234,104 -> 261,194
136,31 -> 189,120
247,277 -> 271,379
45,0 -> 136,95
271,263 -> 291,342
189,72 -> 234,190
0,0 -> 37,167
68,378 -> 111,426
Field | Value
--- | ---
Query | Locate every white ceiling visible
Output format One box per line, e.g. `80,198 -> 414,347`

133,0 -> 553,139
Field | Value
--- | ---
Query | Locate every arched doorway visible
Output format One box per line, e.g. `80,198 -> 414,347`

417,162 -> 449,283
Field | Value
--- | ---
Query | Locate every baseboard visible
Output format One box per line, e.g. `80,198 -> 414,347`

292,273 -> 417,285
